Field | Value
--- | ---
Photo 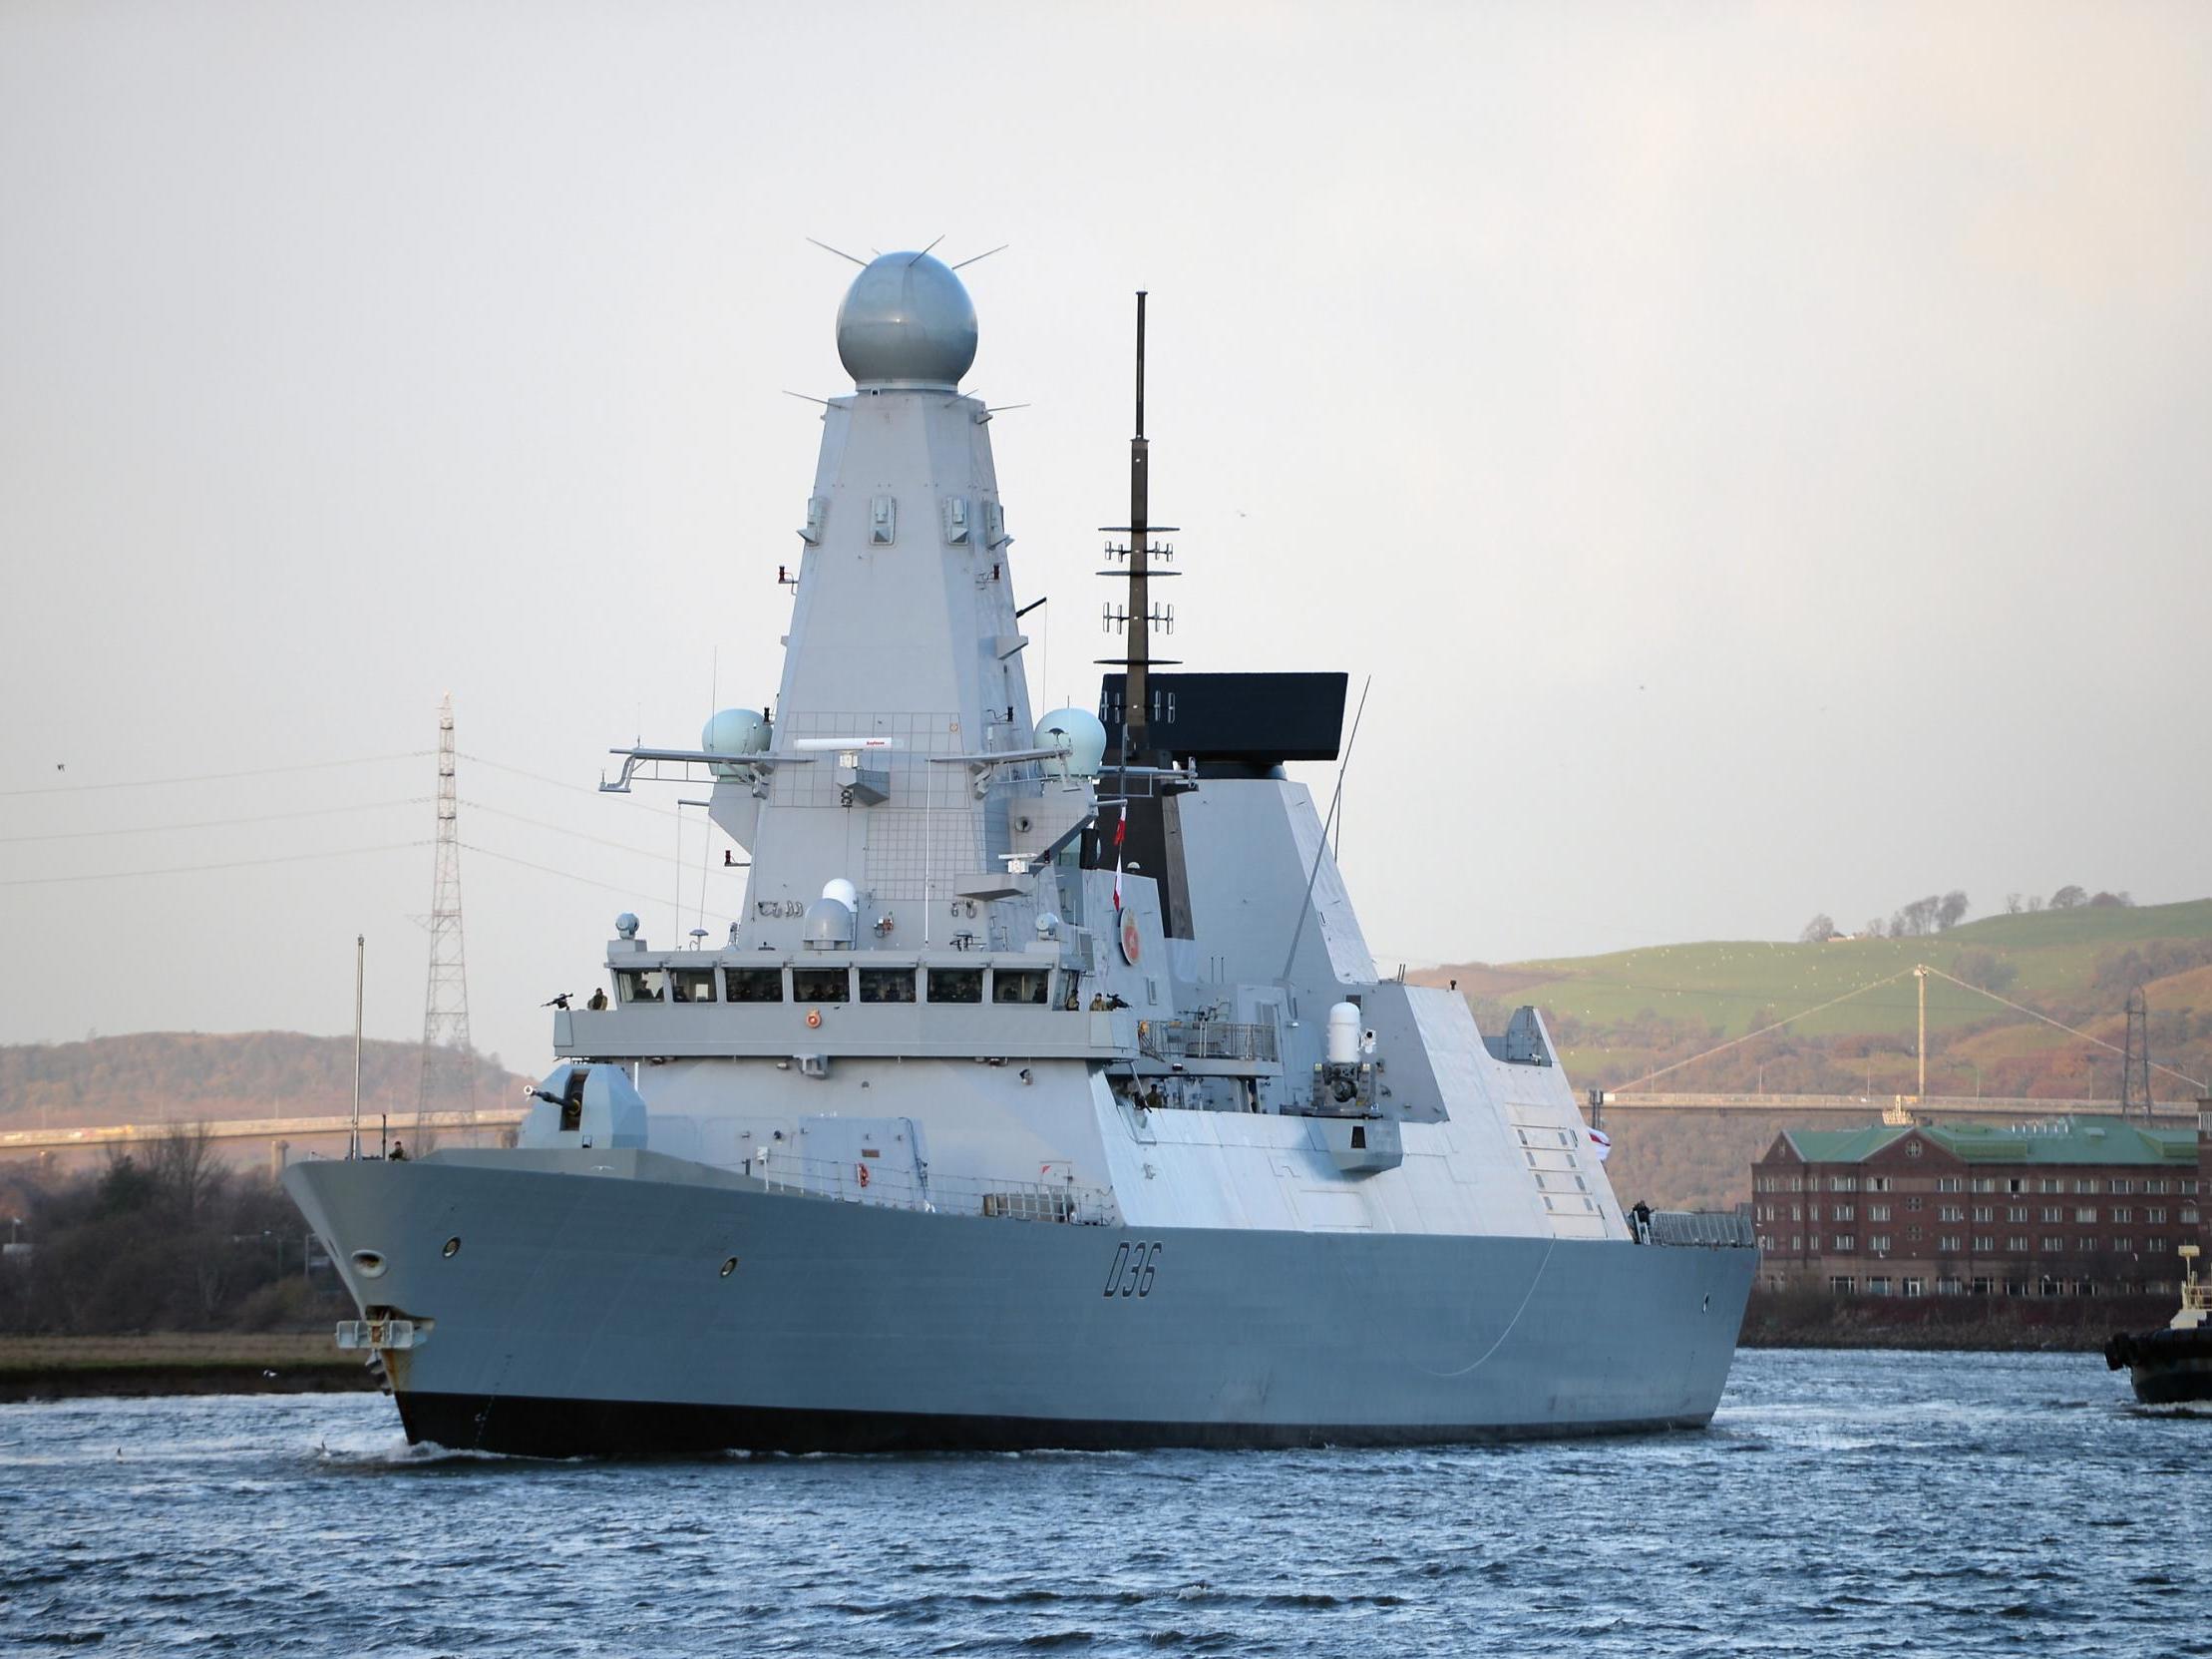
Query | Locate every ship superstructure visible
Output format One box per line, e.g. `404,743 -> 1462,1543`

286,251 -> 1756,1453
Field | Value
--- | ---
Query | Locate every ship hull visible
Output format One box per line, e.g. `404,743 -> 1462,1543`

288,1155 -> 1755,1456
2105,1325 -> 2212,1406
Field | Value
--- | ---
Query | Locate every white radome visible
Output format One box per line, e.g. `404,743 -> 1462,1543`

836,252 -> 978,389
1036,706 -> 1108,779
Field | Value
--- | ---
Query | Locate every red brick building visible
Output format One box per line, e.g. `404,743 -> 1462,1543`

1752,1110 -> 2210,1298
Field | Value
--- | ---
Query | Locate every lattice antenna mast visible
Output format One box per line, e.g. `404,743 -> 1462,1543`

2120,987 -> 2152,1120
417,693 -> 473,1131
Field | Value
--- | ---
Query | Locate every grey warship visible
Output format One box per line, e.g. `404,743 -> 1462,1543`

285,250 -> 1757,1455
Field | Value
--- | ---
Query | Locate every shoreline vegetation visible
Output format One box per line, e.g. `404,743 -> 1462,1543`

0,1333 -> 378,1403
3,1296 -> 2170,1404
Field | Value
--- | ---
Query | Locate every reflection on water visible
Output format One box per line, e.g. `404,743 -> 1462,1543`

3,1351 -> 2206,1657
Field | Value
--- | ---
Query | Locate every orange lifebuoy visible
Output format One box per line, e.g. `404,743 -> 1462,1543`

805,1008 -> 822,1029
857,1162 -> 871,1188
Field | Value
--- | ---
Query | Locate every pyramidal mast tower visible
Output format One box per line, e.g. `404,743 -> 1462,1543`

417,693 -> 473,1133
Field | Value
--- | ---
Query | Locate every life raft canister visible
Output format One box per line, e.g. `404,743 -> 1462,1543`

805,1008 -> 822,1029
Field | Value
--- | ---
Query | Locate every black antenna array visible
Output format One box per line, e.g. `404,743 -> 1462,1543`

1096,291 -> 1181,764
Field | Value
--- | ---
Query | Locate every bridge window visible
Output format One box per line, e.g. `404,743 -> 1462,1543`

859,968 -> 917,1004
617,970 -> 664,1004
724,968 -> 784,1003
791,968 -> 851,1003
991,968 -> 1051,1006
927,968 -> 982,1004
670,968 -> 717,1004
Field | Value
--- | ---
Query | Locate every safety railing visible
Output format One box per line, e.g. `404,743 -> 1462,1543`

1138,1020 -> 1280,1063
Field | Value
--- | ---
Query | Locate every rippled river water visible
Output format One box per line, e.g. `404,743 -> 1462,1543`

3,1350 -> 2206,1657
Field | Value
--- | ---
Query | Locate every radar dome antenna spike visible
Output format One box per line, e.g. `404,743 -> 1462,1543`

952,243 -> 1009,271
805,236 -> 870,268
908,234 -> 945,265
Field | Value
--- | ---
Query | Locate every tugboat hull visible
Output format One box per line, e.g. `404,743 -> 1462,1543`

2105,1326 -> 2212,1406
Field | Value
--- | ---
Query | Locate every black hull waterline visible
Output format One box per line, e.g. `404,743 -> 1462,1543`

397,1390 -> 1718,1458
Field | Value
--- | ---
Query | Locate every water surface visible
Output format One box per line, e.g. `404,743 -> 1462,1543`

3,1349 -> 2205,1657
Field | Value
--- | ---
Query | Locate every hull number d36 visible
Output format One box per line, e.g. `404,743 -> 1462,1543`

1104,1240 -> 1162,1298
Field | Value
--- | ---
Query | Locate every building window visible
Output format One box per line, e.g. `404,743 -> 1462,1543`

1792,1237 -> 1802,1251
1973,1178 -> 1997,1194
1834,1236 -> 1856,1252
2008,1237 -> 2028,1252
2148,1237 -> 2168,1253
2040,1207 -> 2062,1224
1867,1276 -> 1893,1296
2109,1207 -> 2131,1223
1939,1235 -> 1963,1252
1972,1277 -> 1995,1296
1908,1227 -> 1924,1243
1939,1206 -> 1964,1223
2111,1180 -> 2133,1195
1906,1142 -> 1924,1158
1791,1204 -> 1803,1221
1829,1276 -> 1856,1294
1907,1196 -> 1924,1212
1903,1278 -> 1925,1297
2007,1177 -> 2024,1194
1937,1277 -> 1963,1295
2008,1206 -> 2028,1222
2112,1238 -> 2132,1253
2039,1178 -> 2062,1193
2042,1237 -> 2064,1253
1973,1236 -> 1996,1252
2074,1207 -> 2097,1224
1869,1204 -> 1892,1222
1829,1176 -> 1859,1192
2147,1208 -> 2168,1223
2180,1207 -> 2200,1224
1972,1206 -> 1994,1223
1869,1176 -> 1893,1192
1937,1177 -> 1964,1193
1833,1204 -> 1856,1221
1870,1235 -> 1892,1253
2074,1179 -> 2101,1195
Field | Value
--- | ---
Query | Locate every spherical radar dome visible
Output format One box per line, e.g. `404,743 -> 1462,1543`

836,252 -> 978,389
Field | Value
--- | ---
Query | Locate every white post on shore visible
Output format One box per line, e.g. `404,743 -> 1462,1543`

350,933 -> 365,1161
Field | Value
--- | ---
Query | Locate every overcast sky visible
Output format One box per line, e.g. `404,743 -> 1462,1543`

3,1 -> 2207,1077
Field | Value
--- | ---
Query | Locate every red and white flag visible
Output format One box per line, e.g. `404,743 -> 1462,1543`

1112,810 -> 1126,912
1589,1127 -> 1612,1163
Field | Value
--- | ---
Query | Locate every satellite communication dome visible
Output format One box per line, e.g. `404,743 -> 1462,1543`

836,252 -> 977,389
1036,706 -> 1108,779
701,707 -> 770,778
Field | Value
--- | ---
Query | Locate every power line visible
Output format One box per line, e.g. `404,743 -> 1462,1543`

1919,964 -> 2206,1091
1,752 -> 428,798
459,842 -> 740,927
1615,971 -> 1915,1089
0,798 -> 424,844
459,798 -> 715,864
457,752 -> 691,820
0,841 -> 427,887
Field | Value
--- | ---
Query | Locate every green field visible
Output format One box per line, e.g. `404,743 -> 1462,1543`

1416,898 -> 2212,1099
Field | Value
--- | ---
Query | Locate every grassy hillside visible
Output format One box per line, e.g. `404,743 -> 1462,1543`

1414,898 -> 2212,1211
0,1032 -> 528,1130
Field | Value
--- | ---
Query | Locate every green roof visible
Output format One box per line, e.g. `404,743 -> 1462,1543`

1784,1114 -> 2199,1167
